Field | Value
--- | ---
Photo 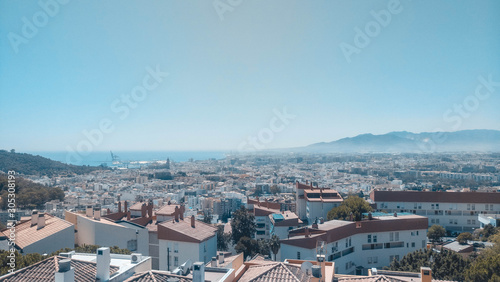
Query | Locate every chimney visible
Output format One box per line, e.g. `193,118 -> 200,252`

193,262 -> 205,282
55,259 -> 74,282
94,207 -> 101,221
148,203 -> 153,218
191,215 -> 196,228
174,206 -> 179,222
106,208 -> 111,215
305,227 -> 310,237
311,265 -> 321,279
124,201 -> 128,213
218,252 -> 224,264
37,213 -> 46,229
118,201 -> 122,213
421,267 -> 432,282
96,247 -> 110,281
368,212 -> 373,220
211,257 -> 217,267
127,211 -> 131,221
31,210 -> 39,226
179,205 -> 184,220
86,206 -> 93,217
312,222 -> 318,229
141,203 -> 147,217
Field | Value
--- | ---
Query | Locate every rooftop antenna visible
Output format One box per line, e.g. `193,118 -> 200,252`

315,241 -> 327,281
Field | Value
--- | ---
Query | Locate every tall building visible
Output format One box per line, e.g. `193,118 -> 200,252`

295,181 -> 343,224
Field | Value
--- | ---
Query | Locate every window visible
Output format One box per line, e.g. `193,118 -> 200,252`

368,235 -> 372,243
390,232 -> 394,242
472,219 -> 476,225
422,240 -> 426,248
467,219 -> 471,224
174,243 -> 179,253
395,232 -> 399,241
373,256 -> 378,263
451,219 -> 455,224
412,242 -> 415,247
454,219 -> 458,225
297,252 -> 301,259
490,204 -> 493,210
174,256 -> 179,267
346,239 -> 348,248
368,257 -> 372,264
436,204 -> 439,209
486,204 -> 489,211
467,204 -> 471,211
395,255 -> 399,261
417,231 -> 419,235
472,204 -> 475,211
431,204 -> 435,210
436,219 -> 440,224
349,238 -> 352,247
373,235 -> 377,243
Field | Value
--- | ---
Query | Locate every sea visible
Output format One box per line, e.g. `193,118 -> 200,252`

27,151 -> 229,166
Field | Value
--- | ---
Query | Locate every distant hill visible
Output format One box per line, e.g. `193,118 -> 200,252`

298,129 -> 500,153
0,174 -> 64,210
0,150 -> 108,176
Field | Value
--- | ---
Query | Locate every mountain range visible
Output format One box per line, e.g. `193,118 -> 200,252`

291,129 -> 500,153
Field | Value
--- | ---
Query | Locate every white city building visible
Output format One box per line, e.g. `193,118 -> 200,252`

279,214 -> 428,275
371,190 -> 500,233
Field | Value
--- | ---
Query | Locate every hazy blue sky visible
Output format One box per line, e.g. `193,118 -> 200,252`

1,0 -> 499,152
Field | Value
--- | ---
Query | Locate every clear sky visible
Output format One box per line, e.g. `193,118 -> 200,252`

1,0 -> 499,152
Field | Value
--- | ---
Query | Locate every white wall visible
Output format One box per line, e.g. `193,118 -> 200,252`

280,228 -> 427,275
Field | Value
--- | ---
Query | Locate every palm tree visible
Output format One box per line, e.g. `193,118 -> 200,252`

269,234 -> 281,261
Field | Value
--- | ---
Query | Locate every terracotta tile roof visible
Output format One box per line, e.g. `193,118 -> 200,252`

156,204 -> 180,216
239,262 -> 312,282
370,190 -> 500,204
158,219 -> 217,243
129,216 -> 153,227
254,206 -> 280,217
0,214 -> 73,249
338,275 -> 407,282
130,202 -> 145,211
283,215 -> 428,249
0,256 -> 119,282
125,270 -> 192,282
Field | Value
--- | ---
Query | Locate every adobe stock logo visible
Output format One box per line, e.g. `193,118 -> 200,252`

213,0 -> 243,21
417,74 -> 500,153
339,0 -> 405,63
238,107 -> 296,152
8,0 -> 69,54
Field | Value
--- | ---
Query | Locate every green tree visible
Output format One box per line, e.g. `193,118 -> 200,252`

269,234 -> 281,261
388,248 -> 470,281
216,225 -> 231,251
270,185 -> 280,195
427,224 -> 446,243
234,237 -> 259,258
202,210 -> 213,224
327,195 -> 372,221
465,234 -> 500,281
481,224 -> 497,240
231,206 -> 256,244
457,232 -> 472,245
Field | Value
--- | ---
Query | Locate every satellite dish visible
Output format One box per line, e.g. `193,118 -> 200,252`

301,261 -> 314,275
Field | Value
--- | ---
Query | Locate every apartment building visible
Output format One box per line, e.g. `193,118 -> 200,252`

157,215 -> 217,271
269,210 -> 302,239
296,181 -> 344,224
370,190 -> 500,233
253,205 -> 280,240
0,211 -> 74,254
65,207 -> 149,255
279,214 -> 428,275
